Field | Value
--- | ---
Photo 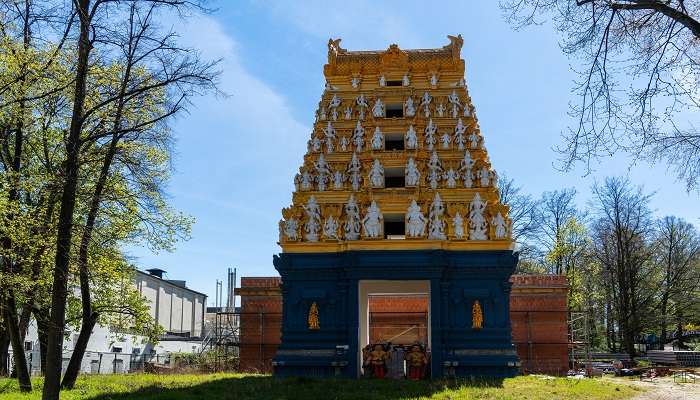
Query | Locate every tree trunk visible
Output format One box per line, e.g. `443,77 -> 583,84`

60,313 -> 97,388
4,295 -> 32,391
35,309 -> 49,376
43,2 -> 92,398
0,329 -> 9,376
659,292 -> 669,345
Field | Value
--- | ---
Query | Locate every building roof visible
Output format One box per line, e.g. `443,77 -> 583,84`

135,269 -> 208,298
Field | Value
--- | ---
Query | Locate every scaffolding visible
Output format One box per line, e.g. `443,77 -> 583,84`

568,311 -> 592,373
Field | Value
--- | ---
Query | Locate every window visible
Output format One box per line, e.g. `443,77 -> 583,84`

112,346 -> 123,353
384,167 -> 405,188
385,80 -> 402,87
385,103 -> 403,118
24,341 -> 32,351
133,347 -> 141,355
385,133 -> 404,151
384,214 -> 405,239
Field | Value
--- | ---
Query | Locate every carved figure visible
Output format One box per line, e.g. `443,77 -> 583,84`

301,170 -> 314,191
344,195 -> 361,240
352,121 -> 365,152
447,90 -> 461,118
454,118 -> 467,150
347,153 -> 362,191
440,131 -> 451,149
322,121 -> 336,153
492,212 -> 508,239
371,127 -> 384,150
379,75 -> 386,87
368,159 -> 384,188
339,136 -> 349,152
367,344 -> 389,378
403,73 -> 410,86
405,125 -> 418,149
426,151 -> 443,190
463,102 -> 471,117
478,166 -> 491,187
405,157 -> 421,186
344,106 -> 352,120
333,170 -> 345,190
283,218 -> 299,241
323,216 -> 339,240
430,73 -> 438,86
472,300 -> 483,329
428,192 -> 446,240
351,76 -> 360,88
315,154 -> 331,191
303,195 -> 321,242
406,200 -> 426,237
405,345 -> 427,380
311,136 -> 321,152
424,119 -> 437,150
372,98 -> 385,118
458,151 -> 475,188
329,93 -> 341,109
436,103 -> 445,117
468,130 -> 479,149
444,168 -> 458,188
469,193 -> 488,240
452,212 -> 465,239
362,201 -> 382,238
420,91 -> 432,117
405,96 -> 416,117
356,94 -> 369,119
308,302 -> 320,330
319,106 -> 327,121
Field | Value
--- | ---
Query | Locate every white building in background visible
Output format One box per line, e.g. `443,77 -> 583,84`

13,268 -> 208,375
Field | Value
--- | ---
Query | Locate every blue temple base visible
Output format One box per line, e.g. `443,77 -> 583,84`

272,250 -> 520,378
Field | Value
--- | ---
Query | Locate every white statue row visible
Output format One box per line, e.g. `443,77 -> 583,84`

308,118 -> 482,154
280,193 -> 509,243
348,73 -> 467,90
318,90 -> 471,122
295,151 -> 495,193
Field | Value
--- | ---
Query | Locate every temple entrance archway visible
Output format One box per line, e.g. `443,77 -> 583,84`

358,280 -> 431,378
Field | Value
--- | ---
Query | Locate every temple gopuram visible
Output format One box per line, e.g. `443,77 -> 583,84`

272,36 -> 522,378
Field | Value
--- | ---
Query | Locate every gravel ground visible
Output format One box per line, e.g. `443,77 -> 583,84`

613,376 -> 700,400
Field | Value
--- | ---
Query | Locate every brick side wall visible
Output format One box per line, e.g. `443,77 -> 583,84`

238,275 -> 569,374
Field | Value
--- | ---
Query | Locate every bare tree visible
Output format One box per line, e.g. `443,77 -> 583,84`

501,1 -> 700,192
497,173 -> 540,259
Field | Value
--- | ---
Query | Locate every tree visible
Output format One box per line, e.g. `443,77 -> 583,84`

538,188 -> 580,274
501,1 -> 700,192
546,218 -> 592,308
497,173 -> 541,259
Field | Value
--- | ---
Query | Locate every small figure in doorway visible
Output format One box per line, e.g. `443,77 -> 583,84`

405,345 -> 428,380
367,344 -> 390,378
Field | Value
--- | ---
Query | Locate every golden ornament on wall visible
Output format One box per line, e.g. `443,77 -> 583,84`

308,302 -> 320,330
472,300 -> 483,329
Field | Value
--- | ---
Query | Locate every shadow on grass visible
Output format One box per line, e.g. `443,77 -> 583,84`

84,375 -> 505,400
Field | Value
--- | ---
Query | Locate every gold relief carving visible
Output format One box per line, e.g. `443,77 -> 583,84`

444,35 -> 464,61
380,44 -> 409,70
308,302 -> 320,330
472,300 -> 483,329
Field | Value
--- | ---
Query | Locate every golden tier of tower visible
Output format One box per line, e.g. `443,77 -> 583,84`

278,36 -> 513,253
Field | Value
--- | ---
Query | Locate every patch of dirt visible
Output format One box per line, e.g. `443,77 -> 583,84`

611,376 -> 700,400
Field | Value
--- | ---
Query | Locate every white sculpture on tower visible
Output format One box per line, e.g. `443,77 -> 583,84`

352,121 -> 365,152
356,94 -> 369,120
351,76 -> 361,89
372,98 -> 385,118
371,127 -> 384,150
362,201 -> 382,238
492,212 -> 508,239
440,131 -> 451,149
344,195 -> 361,240
315,154 -> 331,191
424,119 -> 437,150
452,212 -> 465,239
368,159 -> 384,188
311,136 -> 321,152
344,106 -> 352,120
294,173 -> 301,191
329,93 -> 341,109
436,103 -> 445,118
458,151 -> 475,188
339,136 -> 349,152
468,130 -> 480,149
405,157 -> 421,186
406,200 -> 426,237
426,151 -> 443,190
319,106 -> 327,121
405,125 -> 418,149
420,91 -> 432,117
303,195 -> 321,242
469,193 -> 488,240
403,73 -> 410,86
444,168 -> 458,188
333,170 -> 345,190
283,218 -> 299,241
405,96 -> 416,117
454,119 -> 467,150
347,153 -> 362,191
301,170 -> 314,191
430,73 -> 438,86
463,102 -> 471,117
379,75 -> 386,87
478,166 -> 491,187
428,192 -> 446,240
323,216 -> 339,240
447,90 -> 461,118
323,121 -> 336,153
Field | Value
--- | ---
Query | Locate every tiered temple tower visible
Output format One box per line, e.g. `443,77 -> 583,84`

273,36 -> 520,378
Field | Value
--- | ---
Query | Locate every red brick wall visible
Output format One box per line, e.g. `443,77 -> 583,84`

238,275 -> 569,375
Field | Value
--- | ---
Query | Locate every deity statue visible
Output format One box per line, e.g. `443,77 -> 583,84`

472,300 -> 483,329
311,136 -> 322,152
492,212 -> 508,239
454,118 -> 467,150
294,173 -> 301,191
303,195 -> 321,242
339,136 -> 349,152
440,132 -> 451,149
372,98 -> 385,118
315,154 -> 331,191
308,302 -> 320,330
420,91 -> 432,117
301,170 -> 314,191
405,157 -> 421,186
468,130 -> 479,149
447,90 -> 461,118
323,216 -> 339,240
283,218 -> 299,241
344,195 -> 361,240
403,73 -> 410,86
463,102 -> 471,117
367,344 -> 390,378
404,96 -> 416,117
405,125 -> 418,149
428,192 -> 446,240
333,170 -> 345,190
469,193 -> 488,240
368,159 -> 384,188
329,93 -> 341,109
406,200 -> 426,237
347,153 -> 362,191
371,127 -> 384,150
436,103 -> 445,118
362,201 -> 382,238
352,121 -> 365,151
319,106 -> 327,121
424,119 -> 437,150
405,345 -> 428,380
478,166 -> 491,187
331,108 -> 338,121
379,75 -> 386,87
452,212 -> 465,239
356,94 -> 369,120
322,121 -> 336,153
344,106 -> 352,120
351,76 -> 360,88
458,151 -> 475,188
426,151 -> 443,190
444,168 -> 458,188
430,73 -> 438,86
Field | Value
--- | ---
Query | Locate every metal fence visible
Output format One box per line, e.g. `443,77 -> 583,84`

6,349 -> 173,376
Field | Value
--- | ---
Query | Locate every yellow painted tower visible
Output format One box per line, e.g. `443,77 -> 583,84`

278,36 -> 513,253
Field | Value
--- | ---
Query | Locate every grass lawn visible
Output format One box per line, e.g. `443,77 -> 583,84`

0,373 -> 644,400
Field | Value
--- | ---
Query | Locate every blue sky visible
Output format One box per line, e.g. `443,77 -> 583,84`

130,1 -> 699,304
